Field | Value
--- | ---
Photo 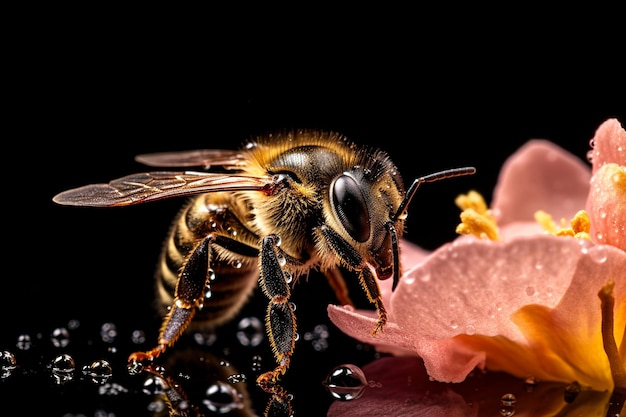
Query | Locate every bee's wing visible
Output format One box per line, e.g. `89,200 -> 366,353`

53,171 -> 274,207
135,149 -> 247,170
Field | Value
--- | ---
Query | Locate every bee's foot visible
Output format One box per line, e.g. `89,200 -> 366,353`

127,345 -> 166,375
256,371 -> 286,396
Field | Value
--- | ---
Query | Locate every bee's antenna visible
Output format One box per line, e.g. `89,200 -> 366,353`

391,167 -> 476,222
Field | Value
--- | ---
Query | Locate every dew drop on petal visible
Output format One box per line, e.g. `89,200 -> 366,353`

525,286 -> 536,296
203,381 -> 244,414
403,274 -> 416,285
465,324 -> 476,335
450,320 -> 459,330
587,245 -> 608,264
323,364 -> 368,401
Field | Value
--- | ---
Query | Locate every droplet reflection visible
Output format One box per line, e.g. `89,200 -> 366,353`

82,359 -> 113,385
323,364 -> 368,401
203,381 -> 245,414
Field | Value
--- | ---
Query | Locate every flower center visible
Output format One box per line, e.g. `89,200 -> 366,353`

454,190 -> 500,240
534,209 -> 592,240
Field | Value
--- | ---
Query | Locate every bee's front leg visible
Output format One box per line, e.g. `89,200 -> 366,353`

256,234 -> 301,396
129,235 -> 215,366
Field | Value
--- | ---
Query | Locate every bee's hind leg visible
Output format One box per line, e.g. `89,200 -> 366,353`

129,235 -> 215,367
256,234 -> 301,396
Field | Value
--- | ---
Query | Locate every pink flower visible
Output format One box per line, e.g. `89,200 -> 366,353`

327,119 -> 626,415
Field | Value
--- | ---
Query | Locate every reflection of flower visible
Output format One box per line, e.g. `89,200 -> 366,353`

328,119 -> 626,415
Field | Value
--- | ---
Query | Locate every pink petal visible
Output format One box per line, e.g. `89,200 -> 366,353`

589,118 -> 626,172
491,140 -> 590,226
586,163 -> 626,251
329,235 -> 626,390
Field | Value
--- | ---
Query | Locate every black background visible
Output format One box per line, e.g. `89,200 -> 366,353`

2,7 -> 625,417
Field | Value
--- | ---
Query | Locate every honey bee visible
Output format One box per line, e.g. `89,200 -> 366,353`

53,130 -> 475,401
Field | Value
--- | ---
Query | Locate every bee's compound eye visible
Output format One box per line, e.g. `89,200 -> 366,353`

331,174 -> 370,242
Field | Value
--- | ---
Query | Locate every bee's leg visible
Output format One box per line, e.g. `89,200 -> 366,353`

129,235 -> 214,365
320,225 -> 387,335
256,234 -> 301,396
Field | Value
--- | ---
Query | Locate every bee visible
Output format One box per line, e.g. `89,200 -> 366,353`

53,130 -> 475,398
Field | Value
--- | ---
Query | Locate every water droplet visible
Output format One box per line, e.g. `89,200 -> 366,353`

284,271 -> 293,284
236,316 -> 264,347
231,259 -> 243,269
100,322 -> 118,343
226,227 -> 237,237
50,327 -> 70,348
208,269 -> 216,281
0,351 -> 17,379
251,355 -> 263,372
304,324 -> 330,352
524,376 -> 537,392
16,334 -> 32,351
534,262 -> 543,271
499,406 -> 516,416
500,393 -> 517,406
82,359 -> 113,385
450,320 -> 459,330
323,364 -> 367,401
465,324 -> 476,335
402,274 -> 415,285
277,253 -> 287,267
587,245 -> 608,263
525,286 -> 536,296
498,393 -> 517,415
49,354 -> 75,384
193,330 -> 217,347
564,381 -> 581,403
227,373 -> 247,384
131,329 -> 146,344
67,319 -> 80,330
203,381 -> 244,414
143,374 -> 170,395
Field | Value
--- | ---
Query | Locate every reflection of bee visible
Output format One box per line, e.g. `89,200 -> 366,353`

53,130 -> 474,397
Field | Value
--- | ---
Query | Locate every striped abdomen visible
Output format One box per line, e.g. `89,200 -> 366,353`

155,192 -> 261,329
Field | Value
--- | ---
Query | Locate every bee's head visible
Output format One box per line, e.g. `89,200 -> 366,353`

325,161 -> 406,290
326,164 -> 476,291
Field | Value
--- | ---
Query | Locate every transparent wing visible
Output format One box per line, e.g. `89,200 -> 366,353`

134,149 -> 248,170
53,171 -> 274,207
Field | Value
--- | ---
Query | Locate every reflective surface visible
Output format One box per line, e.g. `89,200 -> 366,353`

0,273 -> 379,416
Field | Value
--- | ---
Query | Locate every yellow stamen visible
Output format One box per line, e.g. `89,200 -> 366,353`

534,210 -> 592,241
598,281 -> 626,392
455,191 -> 499,241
